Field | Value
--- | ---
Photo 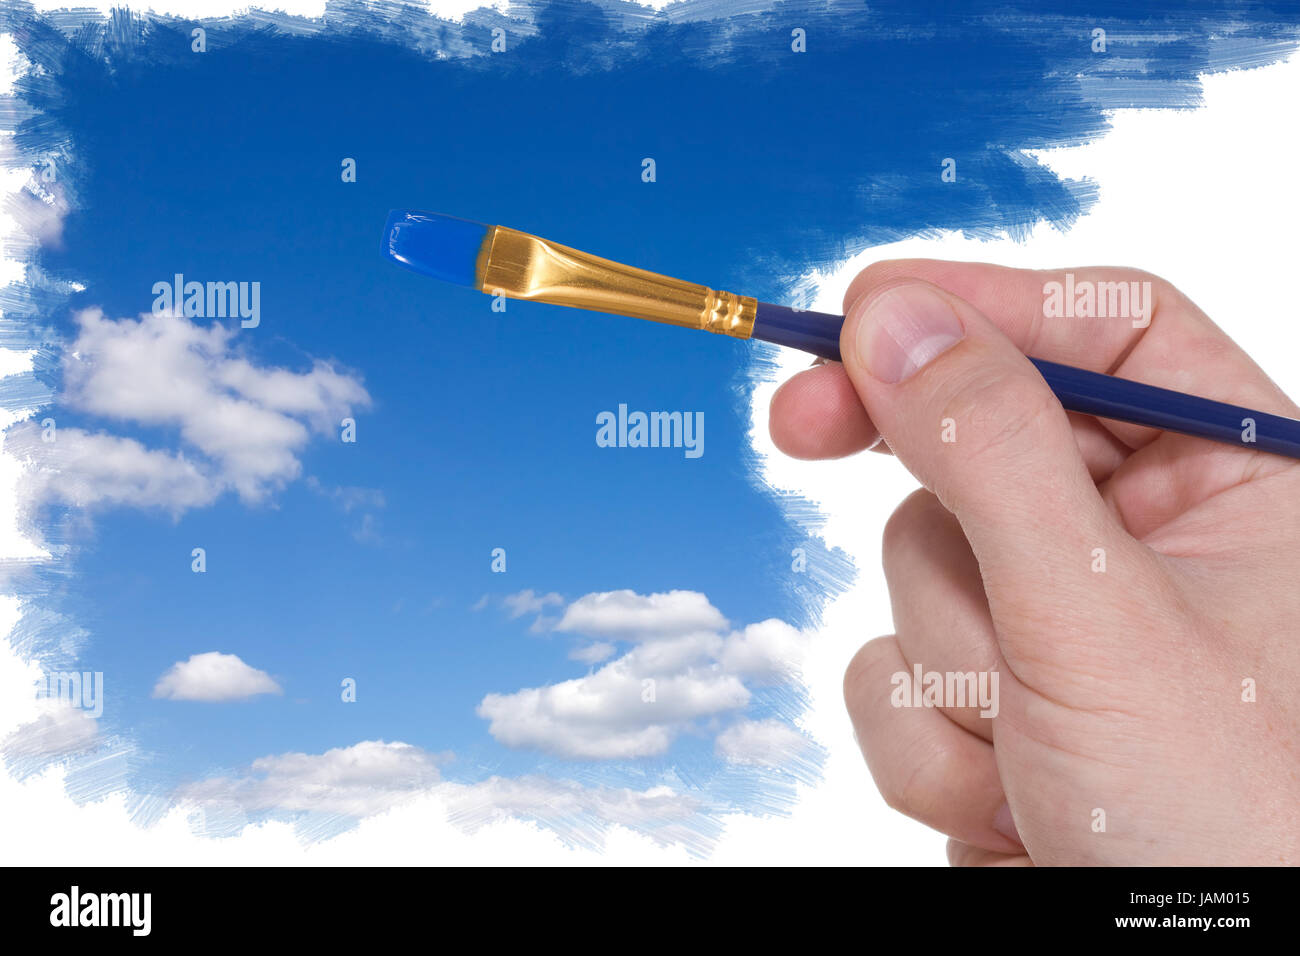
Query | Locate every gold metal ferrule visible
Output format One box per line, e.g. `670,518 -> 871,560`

476,225 -> 756,339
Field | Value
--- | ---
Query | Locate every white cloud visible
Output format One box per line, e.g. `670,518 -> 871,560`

305,477 -> 385,544
478,663 -> 749,760
304,476 -> 385,513
178,740 -> 442,818
568,641 -> 616,664
502,589 -> 563,618
442,775 -> 712,853
718,619 -> 808,681
8,424 -> 218,514
173,737 -> 711,852
65,308 -> 368,499
479,589 -> 807,760
556,589 -> 728,640
12,308 -> 370,516
715,718 -> 814,768
9,180 -> 71,251
152,652 -> 281,702
1,700 -> 99,758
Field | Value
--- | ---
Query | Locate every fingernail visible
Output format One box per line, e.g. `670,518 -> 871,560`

993,801 -> 1023,847
851,283 -> 965,383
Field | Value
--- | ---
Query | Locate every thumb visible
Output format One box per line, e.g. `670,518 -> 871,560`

840,279 -> 1135,600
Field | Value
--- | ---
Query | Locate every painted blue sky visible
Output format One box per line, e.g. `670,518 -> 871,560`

3,0 -> 1299,845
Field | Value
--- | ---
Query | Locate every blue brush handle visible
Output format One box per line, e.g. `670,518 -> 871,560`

752,302 -> 1300,459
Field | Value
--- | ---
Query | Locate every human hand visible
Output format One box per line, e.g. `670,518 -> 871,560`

769,261 -> 1300,865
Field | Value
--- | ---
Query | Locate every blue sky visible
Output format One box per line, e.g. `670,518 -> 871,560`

5,0 -> 1299,842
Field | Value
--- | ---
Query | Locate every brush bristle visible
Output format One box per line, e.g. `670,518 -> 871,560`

382,210 -> 490,288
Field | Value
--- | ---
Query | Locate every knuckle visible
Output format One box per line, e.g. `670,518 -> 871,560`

881,736 -> 952,819
1124,267 -> 1178,300
1100,267 -> 1182,331
881,489 -> 944,577
942,370 -> 1061,469
843,260 -> 934,313
842,636 -> 897,710
879,777 -> 908,813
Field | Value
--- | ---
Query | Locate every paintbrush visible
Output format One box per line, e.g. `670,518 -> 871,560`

382,210 -> 1300,460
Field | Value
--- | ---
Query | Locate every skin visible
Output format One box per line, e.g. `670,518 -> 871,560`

768,260 -> 1300,865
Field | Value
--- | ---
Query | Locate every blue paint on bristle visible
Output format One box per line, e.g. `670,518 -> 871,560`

382,210 -> 488,288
